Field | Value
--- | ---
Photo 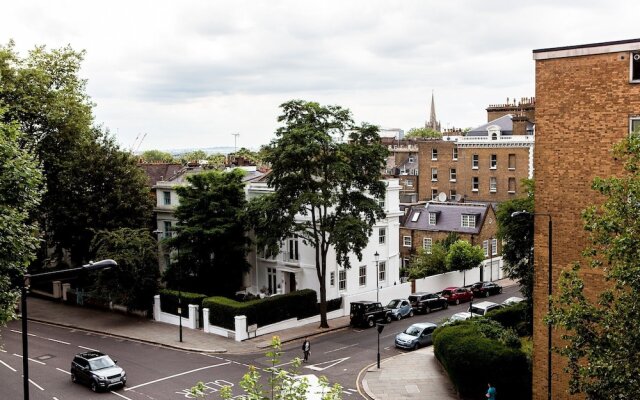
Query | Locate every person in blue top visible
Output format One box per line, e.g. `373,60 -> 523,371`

486,382 -> 496,399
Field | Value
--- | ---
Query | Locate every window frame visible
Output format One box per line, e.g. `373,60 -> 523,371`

492,238 -> 498,256
403,236 -> 412,247
330,271 -> 335,287
452,147 -> 458,161
431,189 -> 438,200
450,168 -> 457,182
378,261 -> 386,282
431,168 -> 438,182
428,212 -> 437,225
379,227 -> 386,244
163,191 -> 171,205
508,177 -> 516,194
461,214 -> 476,228
359,265 -> 367,287
431,148 -> 438,160
508,153 -> 516,170
472,154 -> 479,169
490,176 -> 497,193
449,189 -> 457,201
490,154 -> 497,169
472,176 -> 479,192
338,269 -> 347,291
423,237 -> 432,254
630,116 -> 640,135
631,51 -> 640,82
483,240 -> 489,257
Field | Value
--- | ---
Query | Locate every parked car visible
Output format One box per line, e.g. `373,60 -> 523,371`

71,351 -> 126,392
502,296 -> 525,306
440,286 -> 474,305
384,299 -> 414,320
442,312 -> 473,326
468,301 -> 502,317
408,292 -> 448,314
349,301 -> 393,328
470,281 -> 503,298
395,322 -> 438,350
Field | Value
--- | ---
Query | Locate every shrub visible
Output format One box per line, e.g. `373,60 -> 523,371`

323,297 -> 343,313
203,289 -> 318,330
434,321 -> 531,399
159,289 -> 207,316
486,301 -> 531,336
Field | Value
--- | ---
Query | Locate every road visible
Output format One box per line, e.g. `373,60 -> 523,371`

0,284 -> 521,399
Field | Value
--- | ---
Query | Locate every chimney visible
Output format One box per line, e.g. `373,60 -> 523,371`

512,115 -> 529,136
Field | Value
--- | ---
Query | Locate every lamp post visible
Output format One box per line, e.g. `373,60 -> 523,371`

21,259 -> 117,400
512,210 -> 552,400
374,251 -> 380,303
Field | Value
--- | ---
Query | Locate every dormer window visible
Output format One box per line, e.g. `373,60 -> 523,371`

411,212 -> 421,222
429,212 -> 437,225
461,214 -> 477,228
487,125 -> 501,140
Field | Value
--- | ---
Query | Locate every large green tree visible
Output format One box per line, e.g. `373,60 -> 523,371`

140,149 -> 175,163
496,179 -> 535,300
165,169 -> 251,296
548,135 -> 640,399
407,233 -> 459,279
405,127 -> 441,139
247,100 -> 388,328
446,240 -> 485,286
0,117 -> 43,324
89,228 -> 159,312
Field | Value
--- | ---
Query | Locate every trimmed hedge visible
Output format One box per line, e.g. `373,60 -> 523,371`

159,289 -> 207,316
487,301 -> 531,336
433,322 -> 531,399
203,289 -> 318,330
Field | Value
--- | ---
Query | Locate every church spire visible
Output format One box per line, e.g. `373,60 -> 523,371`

426,91 -> 441,132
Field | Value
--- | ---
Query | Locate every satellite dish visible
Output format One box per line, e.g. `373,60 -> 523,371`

438,192 -> 447,202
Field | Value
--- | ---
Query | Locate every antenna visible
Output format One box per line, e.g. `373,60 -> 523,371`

232,133 -> 240,153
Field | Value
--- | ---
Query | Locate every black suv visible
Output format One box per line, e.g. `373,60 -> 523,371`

408,292 -> 448,314
350,301 -> 392,327
71,351 -> 126,392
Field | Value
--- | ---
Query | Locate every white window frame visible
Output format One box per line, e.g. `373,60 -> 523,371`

490,177 -> 497,193
431,189 -> 438,200
461,214 -> 476,228
449,189 -> 456,201
508,153 -> 516,170
378,197 -> 385,209
411,212 -> 420,222
339,270 -> 347,291
483,240 -> 489,257
403,236 -> 412,247
429,212 -> 436,225
379,228 -> 386,244
452,147 -> 458,160
163,191 -> 171,205
330,271 -> 335,287
450,168 -> 456,182
423,237 -> 432,254
431,148 -> 438,160
359,265 -> 367,287
163,221 -> 172,238
431,168 -> 438,182
490,154 -> 497,169
408,156 -> 414,163
378,261 -> 386,282
472,177 -> 479,192
288,238 -> 299,261
406,179 -> 413,187
472,154 -> 479,169
492,238 -> 498,256
630,117 -> 640,135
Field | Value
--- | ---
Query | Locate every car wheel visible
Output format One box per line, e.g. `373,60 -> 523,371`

367,318 -> 375,328
413,343 -> 419,351
455,299 -> 460,305
499,288 -> 503,294
444,302 -> 449,309
485,291 -> 490,297
396,313 -> 402,321
425,306 -> 431,314
409,310 -> 414,317
91,381 -> 98,392
385,314 -> 392,323
71,373 -> 77,383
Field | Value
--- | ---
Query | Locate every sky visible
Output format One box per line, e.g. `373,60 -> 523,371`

2,1 -> 639,152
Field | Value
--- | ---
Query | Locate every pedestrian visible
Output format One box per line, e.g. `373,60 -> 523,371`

302,337 -> 310,362
486,382 -> 496,400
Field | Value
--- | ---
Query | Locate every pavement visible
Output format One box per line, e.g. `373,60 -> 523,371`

15,280 -> 517,399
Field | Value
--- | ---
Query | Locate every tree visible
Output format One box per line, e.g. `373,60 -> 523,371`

407,244 -> 447,279
165,169 -> 251,296
247,100 -> 388,328
405,127 -> 442,139
179,150 -> 208,164
496,179 -> 535,300
0,117 -> 43,324
140,149 -> 175,163
88,228 -> 159,311
547,135 -> 640,399
446,240 -> 485,286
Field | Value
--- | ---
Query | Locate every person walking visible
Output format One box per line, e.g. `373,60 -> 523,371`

302,338 -> 311,363
486,382 -> 496,399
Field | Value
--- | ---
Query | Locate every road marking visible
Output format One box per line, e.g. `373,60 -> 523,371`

45,337 -> 70,345
0,359 -> 17,372
324,343 -> 358,354
0,348 -> 6,352
53,397 -> 60,400
305,357 -> 350,371
13,354 -> 46,365
29,378 -> 45,391
56,367 -> 71,375
78,345 -> 99,352
110,390 -> 134,399
125,362 -> 231,391
10,329 -> 36,337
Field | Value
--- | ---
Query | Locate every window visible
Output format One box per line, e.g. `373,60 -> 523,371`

429,212 -> 437,225
163,221 -> 172,238
339,270 -> 347,291
449,189 -> 457,201
378,196 -> 385,209
508,177 -> 516,193
631,117 -> 640,135
449,168 -> 457,181
378,261 -> 386,281
431,168 -> 438,181
432,148 -> 438,160
411,212 -> 421,222
483,240 -> 489,256
632,51 -> 640,82
408,156 -> 414,163
490,154 -> 497,169
461,214 -> 476,228
423,237 -> 432,254
359,265 -> 367,286
508,154 -> 516,170
403,236 -> 412,247
288,238 -> 299,261
472,177 -> 479,192
490,177 -> 497,193
492,238 -> 498,256
403,258 -> 410,269
431,189 -> 438,200
452,147 -> 458,160
163,191 -> 171,205
330,271 -> 335,287
472,154 -> 479,169
406,179 -> 413,187
379,228 -> 386,244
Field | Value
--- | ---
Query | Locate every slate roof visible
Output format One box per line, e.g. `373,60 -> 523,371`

402,202 -> 491,234
138,163 -> 183,188
466,114 -> 534,137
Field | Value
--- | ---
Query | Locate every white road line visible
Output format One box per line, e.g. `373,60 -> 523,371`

78,345 -> 99,352
12,354 -> 46,365
124,362 -> 231,391
56,367 -> 71,375
324,343 -> 358,354
10,329 -> 36,337
45,337 -> 70,345
110,390 -> 134,400
275,360 -> 296,368
53,397 -> 60,400
29,378 -> 44,391
0,359 -> 17,372
0,348 -> 6,352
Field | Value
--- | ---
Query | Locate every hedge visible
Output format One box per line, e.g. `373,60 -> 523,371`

433,322 -> 531,399
486,301 -> 531,336
159,289 -> 207,316
203,289 -> 318,330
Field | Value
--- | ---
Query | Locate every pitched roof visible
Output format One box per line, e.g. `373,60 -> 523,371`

402,202 -> 491,234
466,114 -> 534,137
137,163 -> 183,188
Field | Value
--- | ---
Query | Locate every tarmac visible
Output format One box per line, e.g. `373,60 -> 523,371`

16,285 -> 516,400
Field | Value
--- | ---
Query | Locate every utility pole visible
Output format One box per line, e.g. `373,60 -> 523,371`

232,133 -> 240,153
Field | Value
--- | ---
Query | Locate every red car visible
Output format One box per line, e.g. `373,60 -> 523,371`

440,287 -> 474,305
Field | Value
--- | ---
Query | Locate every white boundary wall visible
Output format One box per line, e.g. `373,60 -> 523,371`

152,295 -> 199,330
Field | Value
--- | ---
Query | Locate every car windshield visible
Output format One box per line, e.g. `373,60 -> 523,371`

386,300 -> 400,308
404,326 -> 422,336
89,356 -> 115,370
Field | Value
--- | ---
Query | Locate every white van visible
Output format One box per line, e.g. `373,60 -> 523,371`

468,301 -> 502,316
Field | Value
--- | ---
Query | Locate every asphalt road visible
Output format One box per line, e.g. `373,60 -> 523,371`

0,284 -> 521,399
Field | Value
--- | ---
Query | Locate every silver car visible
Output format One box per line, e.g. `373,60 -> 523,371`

385,299 -> 414,320
394,322 -> 437,350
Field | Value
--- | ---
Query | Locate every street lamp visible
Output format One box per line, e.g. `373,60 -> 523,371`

21,259 -> 117,400
376,322 -> 385,369
374,251 -> 380,303
512,210 -> 552,400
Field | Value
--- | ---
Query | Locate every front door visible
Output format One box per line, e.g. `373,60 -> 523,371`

289,272 -> 296,292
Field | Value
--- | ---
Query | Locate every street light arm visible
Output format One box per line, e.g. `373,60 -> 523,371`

25,259 -> 117,284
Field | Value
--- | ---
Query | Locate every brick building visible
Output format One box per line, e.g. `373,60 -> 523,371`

533,38 -> 640,399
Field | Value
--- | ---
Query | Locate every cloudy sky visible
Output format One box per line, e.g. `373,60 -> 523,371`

3,1 -> 639,151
